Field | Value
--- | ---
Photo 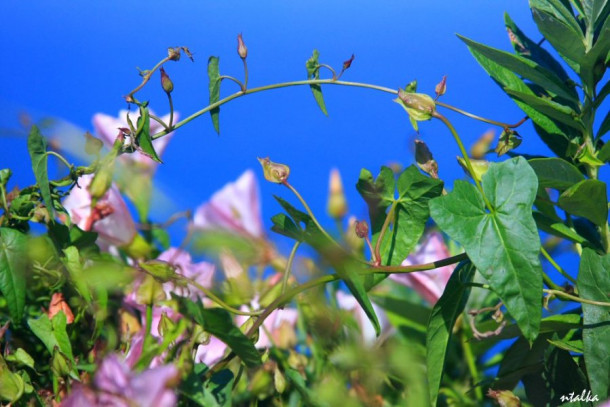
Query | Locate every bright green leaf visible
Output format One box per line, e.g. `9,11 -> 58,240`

180,366 -> 234,407
208,56 -> 221,134
528,157 -> 585,190
547,338 -> 584,353
577,249 -> 610,400
0,228 -> 27,323
27,313 -> 77,378
533,211 -> 590,246
270,213 -> 303,241
0,355 -> 25,403
135,104 -> 162,163
174,296 -> 261,368
558,179 -> 608,226
27,125 -> 54,219
429,157 -> 543,342
306,49 -> 328,116
4,349 -> 35,370
426,261 -> 475,406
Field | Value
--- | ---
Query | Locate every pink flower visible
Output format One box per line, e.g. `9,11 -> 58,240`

236,304 -> 298,349
62,174 -> 136,247
390,231 -> 455,305
61,354 -> 179,407
92,109 -> 178,167
193,170 -> 264,238
336,290 -> 390,345
194,336 -> 229,367
158,248 -> 215,301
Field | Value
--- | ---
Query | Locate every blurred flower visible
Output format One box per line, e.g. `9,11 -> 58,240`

61,354 -> 179,407
336,290 -> 390,345
62,174 -> 136,248
194,336 -> 229,367
193,170 -> 264,238
92,109 -> 178,168
48,293 -> 74,324
327,168 -> 348,219
236,300 -> 298,349
390,231 -> 455,305
157,248 -> 215,301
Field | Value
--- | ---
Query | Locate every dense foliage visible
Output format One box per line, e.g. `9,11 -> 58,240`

1,0 -> 609,406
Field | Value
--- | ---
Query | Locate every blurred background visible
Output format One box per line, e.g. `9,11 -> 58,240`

1,1 -> 589,272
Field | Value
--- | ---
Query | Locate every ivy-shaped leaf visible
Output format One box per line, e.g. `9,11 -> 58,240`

27,313 -> 77,377
305,49 -> 328,115
135,104 -> 162,163
577,249 -> 610,401
558,179 -> 608,226
174,296 -> 261,368
0,228 -> 27,323
429,157 -> 543,342
426,261 -> 475,406
208,56 -> 221,134
27,125 -> 54,219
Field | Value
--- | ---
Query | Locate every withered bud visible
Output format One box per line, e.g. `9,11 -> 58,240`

342,54 -> 355,71
396,89 -> 436,121
354,220 -> 369,239
495,129 -> 522,157
487,389 -> 522,407
257,157 -> 290,184
160,66 -> 174,94
327,168 -> 348,219
167,46 -> 181,61
181,46 -> 194,62
470,129 -> 495,159
84,131 -> 103,156
415,140 -> 439,179
237,33 -> 248,59
48,293 -> 74,324
435,75 -> 447,98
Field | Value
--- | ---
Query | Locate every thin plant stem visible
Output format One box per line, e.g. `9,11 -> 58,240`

282,241 -> 301,294
374,201 -> 397,265
544,289 -> 610,307
127,57 -> 172,98
436,101 -> 528,129
542,272 -> 562,291
167,94 -> 174,128
461,326 -> 483,401
45,151 -> 73,172
540,247 -> 577,285
369,252 -> 468,273
317,64 -> 337,80
242,59 -> 249,91
219,75 -> 245,90
150,113 -> 170,132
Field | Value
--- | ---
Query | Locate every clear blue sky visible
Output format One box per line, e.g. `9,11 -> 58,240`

1,1 -> 588,275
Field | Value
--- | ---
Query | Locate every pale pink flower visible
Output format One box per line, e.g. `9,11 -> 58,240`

158,248 -> 215,301
336,290 -> 390,345
92,109 -> 177,167
390,231 -> 455,305
193,170 -> 264,238
194,336 -> 229,367
62,174 -> 136,247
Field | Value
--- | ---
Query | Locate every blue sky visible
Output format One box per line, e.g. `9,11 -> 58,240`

0,2 -> 586,274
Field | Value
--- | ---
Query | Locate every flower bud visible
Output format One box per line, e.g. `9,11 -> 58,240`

140,259 -> 176,283
88,161 -> 114,202
0,169 -> 11,188
470,129 -> 495,159
51,348 -> 72,377
487,389 -> 521,407
167,47 -> 181,61
48,293 -> 74,324
84,131 -> 103,156
457,156 -> 490,183
415,140 -> 439,179
394,89 -> 436,130
237,33 -> 248,59
158,312 -> 177,337
257,157 -> 290,184
342,54 -> 355,71
354,220 -> 369,239
435,75 -> 447,98
160,67 -> 174,95
327,168 -> 348,219
274,367 -> 287,394
495,129 -> 522,157
345,217 -> 365,252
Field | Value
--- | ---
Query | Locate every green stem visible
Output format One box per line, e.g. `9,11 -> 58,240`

242,59 -> 249,91
150,113 -> 170,131
461,327 -> 483,401
282,241 -> 301,294
436,101 -> 528,129
168,93 -> 174,128
127,57 -> 172,98
433,112 -> 494,211
0,185 -> 8,215
544,289 -> 610,307
45,151 -> 73,172
540,247 -> 577,285
369,252 -> 468,273
219,75 -> 245,90
316,64 -> 337,80
374,201 -> 397,265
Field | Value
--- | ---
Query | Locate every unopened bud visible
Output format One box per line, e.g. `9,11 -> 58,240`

327,168 -> 348,219
257,157 -> 290,184
160,67 -> 174,94
84,131 -> 103,156
0,169 -> 11,188
415,140 -> 438,179
48,293 -> 74,324
395,89 -> 436,124
32,206 -> 50,224
88,161 -> 114,202
158,312 -> 176,337
355,220 -> 369,239
457,157 -> 490,183
140,260 -> 176,283
181,46 -> 194,62
237,33 -> 248,59
435,75 -> 447,98
342,54 -> 355,71
167,47 -> 181,61
495,129 -> 522,157
274,367 -> 287,394
345,217 -> 365,252
51,348 -> 72,377
470,130 -> 495,159
487,389 -> 521,407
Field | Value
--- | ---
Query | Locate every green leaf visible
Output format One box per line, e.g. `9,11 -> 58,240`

429,157 -> 543,342
305,50 -> 328,116
27,125 -> 54,219
504,12 -> 572,83
558,179 -> 608,226
0,228 -> 27,323
494,334 -> 552,390
0,355 -> 24,403
530,0 -> 583,33
371,293 -> 431,334
577,249 -> 610,400
547,338 -> 584,353
505,89 -> 584,131
598,139 -> 610,162
27,313 -> 77,377
597,110 -> 610,140
270,213 -> 303,241
356,166 -> 395,241
208,56 -> 221,134
381,166 -> 444,266
174,296 -> 262,368
426,261 -> 475,406
487,313 -> 582,340
181,366 -> 234,407
458,35 -> 578,101
533,211 -> 590,245
581,0 -> 608,27
4,349 -> 35,370
62,246 -> 92,303
528,157 -> 585,190
135,104 -> 162,163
